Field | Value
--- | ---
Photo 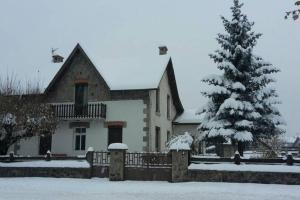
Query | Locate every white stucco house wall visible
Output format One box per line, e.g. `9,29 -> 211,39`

11,44 -> 184,156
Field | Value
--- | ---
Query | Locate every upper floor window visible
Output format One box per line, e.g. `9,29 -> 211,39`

167,94 -> 171,119
156,89 -> 160,113
167,131 -> 171,142
75,83 -> 88,115
155,126 -> 161,152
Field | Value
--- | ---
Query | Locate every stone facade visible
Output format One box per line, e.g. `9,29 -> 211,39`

46,48 -> 110,103
109,149 -> 126,181
171,150 -> 189,182
188,170 -> 300,185
92,166 -> 109,178
0,167 -> 90,178
125,167 -> 171,181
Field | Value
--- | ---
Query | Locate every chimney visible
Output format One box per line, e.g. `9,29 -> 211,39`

158,46 -> 168,55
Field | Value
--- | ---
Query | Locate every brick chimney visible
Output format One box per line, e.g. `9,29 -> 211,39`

158,46 -> 168,55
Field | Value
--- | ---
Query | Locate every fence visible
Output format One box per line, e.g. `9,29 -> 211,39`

51,102 -> 107,119
125,152 -> 172,167
93,151 -> 110,166
92,151 -> 172,167
191,155 -> 300,165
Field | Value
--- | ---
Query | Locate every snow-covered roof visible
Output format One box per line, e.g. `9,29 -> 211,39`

173,109 -> 203,124
281,135 -> 300,144
46,43 -> 170,91
44,43 -> 184,114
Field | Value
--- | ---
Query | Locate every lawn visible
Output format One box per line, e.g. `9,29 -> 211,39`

0,178 -> 299,200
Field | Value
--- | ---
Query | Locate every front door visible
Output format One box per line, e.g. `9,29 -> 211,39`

39,135 -> 52,155
108,127 -> 123,146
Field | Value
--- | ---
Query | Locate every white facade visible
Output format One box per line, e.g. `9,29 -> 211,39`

149,71 -> 177,152
9,136 -> 40,156
52,100 -> 146,155
14,100 -> 146,156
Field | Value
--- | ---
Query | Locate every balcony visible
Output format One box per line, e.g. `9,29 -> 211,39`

51,102 -> 107,119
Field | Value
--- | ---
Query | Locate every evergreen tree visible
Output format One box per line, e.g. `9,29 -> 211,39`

198,0 -> 284,156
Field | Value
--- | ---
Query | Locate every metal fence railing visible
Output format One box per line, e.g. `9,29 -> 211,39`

125,152 -> 171,167
190,156 -> 300,165
93,151 -> 110,166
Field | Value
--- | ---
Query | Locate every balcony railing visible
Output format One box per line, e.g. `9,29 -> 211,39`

51,102 -> 107,119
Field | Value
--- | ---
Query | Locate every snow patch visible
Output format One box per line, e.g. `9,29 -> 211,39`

107,143 -> 128,150
189,163 -> 300,173
0,160 -> 90,168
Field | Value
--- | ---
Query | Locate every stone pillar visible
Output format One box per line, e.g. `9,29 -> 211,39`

171,149 -> 190,182
108,143 -> 128,181
45,150 -> 51,161
86,147 -> 95,178
86,147 -> 95,166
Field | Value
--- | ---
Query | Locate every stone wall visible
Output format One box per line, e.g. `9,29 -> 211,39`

0,167 -> 90,178
188,169 -> 300,185
92,166 -> 109,178
125,167 -> 171,181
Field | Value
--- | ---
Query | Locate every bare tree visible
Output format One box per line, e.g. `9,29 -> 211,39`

256,136 -> 283,158
285,1 -> 300,20
0,75 -> 57,155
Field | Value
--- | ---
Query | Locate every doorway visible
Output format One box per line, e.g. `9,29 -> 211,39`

108,126 -> 123,146
39,135 -> 52,155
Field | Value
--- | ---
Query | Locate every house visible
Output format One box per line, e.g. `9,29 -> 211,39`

281,135 -> 300,156
11,43 -> 184,156
173,109 -> 204,153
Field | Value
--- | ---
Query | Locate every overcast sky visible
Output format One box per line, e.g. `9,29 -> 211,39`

0,0 -> 299,136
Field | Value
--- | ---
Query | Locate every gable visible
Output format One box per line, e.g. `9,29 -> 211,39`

164,59 -> 184,115
45,44 -> 110,103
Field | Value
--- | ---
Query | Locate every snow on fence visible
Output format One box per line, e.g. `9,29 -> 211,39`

191,154 -> 300,166
125,152 -> 172,167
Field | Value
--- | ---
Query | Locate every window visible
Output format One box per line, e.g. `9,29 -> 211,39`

167,131 -> 171,142
156,89 -> 160,113
74,128 -> 86,151
167,95 -> 171,119
108,126 -> 123,146
155,126 -> 161,152
75,83 -> 88,115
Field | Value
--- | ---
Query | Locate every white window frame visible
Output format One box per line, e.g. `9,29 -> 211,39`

74,127 -> 86,151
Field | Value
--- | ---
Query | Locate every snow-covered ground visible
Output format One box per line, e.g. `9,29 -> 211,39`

0,160 -> 89,168
189,163 -> 300,173
0,178 -> 299,200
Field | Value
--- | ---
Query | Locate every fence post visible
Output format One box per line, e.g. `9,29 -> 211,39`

86,147 -> 95,166
9,151 -> 14,162
286,153 -> 294,166
108,143 -> 128,181
234,151 -> 241,165
86,147 -> 95,178
170,146 -> 190,182
45,150 -> 51,161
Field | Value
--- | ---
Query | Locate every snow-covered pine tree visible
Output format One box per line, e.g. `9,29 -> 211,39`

251,56 -> 285,141
198,0 -> 284,156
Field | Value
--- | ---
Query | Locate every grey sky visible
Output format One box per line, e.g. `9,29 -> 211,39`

0,0 -> 299,136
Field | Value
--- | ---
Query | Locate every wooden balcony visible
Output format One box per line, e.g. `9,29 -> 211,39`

51,102 -> 107,119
